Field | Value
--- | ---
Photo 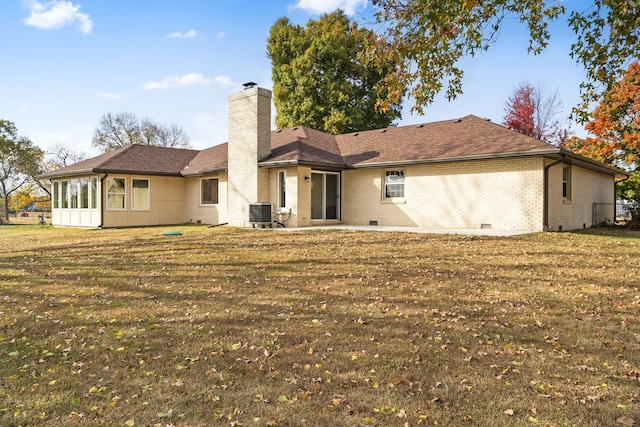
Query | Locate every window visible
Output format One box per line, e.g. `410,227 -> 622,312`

562,165 -> 571,200
132,179 -> 149,210
90,177 -> 98,209
53,182 -> 59,209
277,171 -> 286,208
201,178 -> 219,205
106,177 -> 126,209
80,178 -> 89,209
70,179 -> 78,208
61,180 -> 69,208
384,170 -> 405,198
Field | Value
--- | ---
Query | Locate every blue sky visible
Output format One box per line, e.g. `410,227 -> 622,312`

1,0 -> 592,159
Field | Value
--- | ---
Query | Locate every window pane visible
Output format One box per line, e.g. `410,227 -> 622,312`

70,179 -> 78,208
90,177 -> 97,209
201,178 -> 218,204
80,178 -> 89,208
278,171 -> 286,208
132,179 -> 149,210
61,181 -> 68,208
107,178 -> 125,194
53,182 -> 59,209
385,170 -> 405,198
106,178 -> 125,209
107,194 -> 125,209
562,166 -> 571,200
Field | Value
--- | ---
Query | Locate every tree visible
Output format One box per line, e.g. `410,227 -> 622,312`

10,187 -> 35,212
366,0 -> 639,120
92,112 -> 190,152
562,62 -> 639,226
503,82 -> 568,145
267,10 -> 402,134
51,142 -> 86,168
0,120 -> 44,220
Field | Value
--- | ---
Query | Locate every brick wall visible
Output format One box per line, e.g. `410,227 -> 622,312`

227,87 -> 272,226
342,157 -> 545,231
547,162 -> 614,230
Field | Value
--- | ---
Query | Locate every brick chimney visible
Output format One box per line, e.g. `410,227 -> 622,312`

227,84 -> 272,226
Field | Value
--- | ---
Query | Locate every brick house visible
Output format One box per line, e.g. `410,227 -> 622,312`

41,86 -> 627,231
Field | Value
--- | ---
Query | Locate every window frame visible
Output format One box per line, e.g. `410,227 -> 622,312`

131,178 -> 150,210
79,178 -> 89,209
106,177 -> 126,210
200,177 -> 219,205
53,181 -> 59,209
383,169 -> 406,200
90,177 -> 98,209
562,165 -> 571,201
69,179 -> 79,208
61,180 -> 69,209
277,170 -> 286,209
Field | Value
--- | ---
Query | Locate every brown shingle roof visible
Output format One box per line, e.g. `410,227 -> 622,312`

40,145 -> 200,179
42,115 -> 625,180
260,115 -> 557,168
268,126 -> 344,167
335,115 -> 555,167
182,144 -> 227,176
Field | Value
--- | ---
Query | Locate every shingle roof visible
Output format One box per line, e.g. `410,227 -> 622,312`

40,115 -> 627,180
269,126 -> 345,167
182,144 -> 227,176
41,144 -> 200,179
261,115 -> 556,167
335,115 -> 555,167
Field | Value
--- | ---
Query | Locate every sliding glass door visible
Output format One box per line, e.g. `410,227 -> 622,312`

311,172 -> 340,221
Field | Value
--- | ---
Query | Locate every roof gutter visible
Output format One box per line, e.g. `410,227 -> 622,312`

614,174 -> 631,222
544,154 -> 565,230
345,149 -> 561,169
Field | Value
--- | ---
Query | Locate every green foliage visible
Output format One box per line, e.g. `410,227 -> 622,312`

0,120 -> 44,220
368,0 -> 639,120
267,11 -> 402,134
561,62 -> 639,211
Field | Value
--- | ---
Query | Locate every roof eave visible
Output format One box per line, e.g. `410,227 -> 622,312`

92,168 -> 183,177
259,159 -> 346,170
181,167 -> 227,176
37,168 -> 99,180
554,150 -> 630,180
348,149 -> 561,169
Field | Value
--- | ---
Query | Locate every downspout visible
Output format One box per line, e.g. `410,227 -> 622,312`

543,154 -> 565,230
99,173 -> 108,228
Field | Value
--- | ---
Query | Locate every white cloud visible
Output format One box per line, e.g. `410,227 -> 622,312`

143,73 -> 234,90
216,31 -> 225,39
292,0 -> 367,15
166,29 -> 198,39
23,0 -> 93,34
96,92 -> 124,100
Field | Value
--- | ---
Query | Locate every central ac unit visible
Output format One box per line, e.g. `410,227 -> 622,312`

249,203 -> 272,228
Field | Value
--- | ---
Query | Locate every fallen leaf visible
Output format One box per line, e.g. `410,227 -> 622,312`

616,416 -> 635,426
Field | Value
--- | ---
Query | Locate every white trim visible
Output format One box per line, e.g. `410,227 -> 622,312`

200,177 -> 219,206
106,176 -> 126,210
277,170 -> 286,209
131,178 -> 150,211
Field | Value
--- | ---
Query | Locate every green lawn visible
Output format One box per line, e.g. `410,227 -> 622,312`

0,225 -> 638,426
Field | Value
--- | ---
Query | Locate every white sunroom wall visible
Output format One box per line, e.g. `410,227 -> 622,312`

50,175 -> 102,227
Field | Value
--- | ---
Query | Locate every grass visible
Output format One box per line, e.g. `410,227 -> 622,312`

0,224 -> 639,426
